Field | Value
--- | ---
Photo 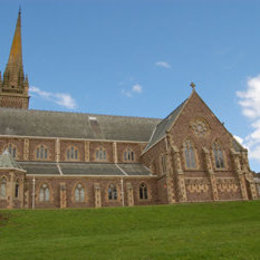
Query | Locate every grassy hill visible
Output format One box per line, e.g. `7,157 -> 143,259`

0,201 -> 260,260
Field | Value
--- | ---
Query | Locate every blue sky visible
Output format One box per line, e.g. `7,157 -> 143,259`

1,0 -> 260,171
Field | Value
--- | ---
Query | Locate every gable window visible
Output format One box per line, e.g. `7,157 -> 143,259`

184,139 -> 197,169
0,177 -> 7,199
75,183 -> 85,202
15,180 -> 19,199
39,184 -> 50,202
139,183 -> 148,200
66,146 -> 79,160
124,148 -> 135,161
108,184 -> 117,200
36,145 -> 48,160
213,142 -> 225,169
96,147 -> 106,161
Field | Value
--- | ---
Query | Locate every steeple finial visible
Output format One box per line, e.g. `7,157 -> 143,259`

190,82 -> 196,91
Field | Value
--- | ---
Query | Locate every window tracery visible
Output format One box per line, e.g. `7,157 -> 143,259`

74,183 -> 85,202
124,148 -> 135,161
39,183 -> 50,202
191,119 -> 210,137
66,146 -> 79,160
4,143 -> 17,159
213,142 -> 225,169
108,184 -> 117,200
0,177 -> 7,199
183,139 -> 197,169
139,183 -> 148,200
96,147 -> 107,161
36,145 -> 48,160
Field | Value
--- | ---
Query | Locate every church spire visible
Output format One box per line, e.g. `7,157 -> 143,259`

7,8 -> 23,74
0,8 -> 29,109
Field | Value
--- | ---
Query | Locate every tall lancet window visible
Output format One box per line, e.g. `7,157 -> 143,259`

15,180 -> 19,199
108,184 -> 117,200
124,148 -> 135,162
213,142 -> 225,169
74,183 -> 85,202
39,184 -> 50,202
96,147 -> 107,161
184,139 -> 197,169
139,183 -> 148,200
0,177 -> 7,199
5,143 -> 17,159
66,146 -> 79,160
36,145 -> 48,160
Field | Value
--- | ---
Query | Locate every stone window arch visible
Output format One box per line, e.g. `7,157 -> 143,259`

212,141 -> 225,169
139,183 -> 148,200
14,179 -> 20,199
0,177 -> 7,199
124,148 -> 135,162
74,183 -> 85,202
96,147 -> 107,161
3,143 -> 18,159
161,154 -> 166,173
39,183 -> 50,202
66,146 -> 79,161
183,139 -> 197,169
36,145 -> 49,160
108,184 -> 117,200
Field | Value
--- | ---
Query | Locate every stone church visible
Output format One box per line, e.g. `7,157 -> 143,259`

0,11 -> 259,209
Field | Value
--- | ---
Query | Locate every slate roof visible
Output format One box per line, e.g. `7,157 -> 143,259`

19,162 -> 60,175
19,162 -> 152,176
143,100 -> 187,152
0,150 -> 23,170
0,108 -> 161,142
118,164 -> 151,176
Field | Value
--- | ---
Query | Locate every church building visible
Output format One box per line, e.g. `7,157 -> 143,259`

0,11 -> 259,209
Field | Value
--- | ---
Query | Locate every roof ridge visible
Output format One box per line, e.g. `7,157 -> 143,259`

0,107 -> 162,120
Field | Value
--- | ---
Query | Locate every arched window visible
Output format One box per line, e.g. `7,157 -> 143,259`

96,147 -> 107,161
66,146 -> 79,160
213,142 -> 225,169
39,184 -> 50,202
108,184 -> 117,200
15,180 -> 19,199
74,183 -> 85,202
0,177 -> 7,198
124,148 -> 135,161
161,154 -> 166,173
4,143 -> 17,158
139,183 -> 148,200
36,145 -> 48,160
184,139 -> 197,169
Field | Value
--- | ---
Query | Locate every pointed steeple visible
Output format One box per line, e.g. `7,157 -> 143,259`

0,8 -> 29,109
7,8 -> 23,74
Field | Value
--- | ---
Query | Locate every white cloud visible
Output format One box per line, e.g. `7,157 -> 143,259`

132,84 -> 142,93
121,89 -> 132,98
234,135 -> 243,145
155,61 -> 171,69
30,86 -> 76,109
236,75 -> 260,162
121,84 -> 143,98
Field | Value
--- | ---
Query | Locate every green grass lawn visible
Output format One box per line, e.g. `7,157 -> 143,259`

0,201 -> 260,260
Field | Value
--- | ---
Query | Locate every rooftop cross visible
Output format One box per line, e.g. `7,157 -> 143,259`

190,82 -> 196,90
